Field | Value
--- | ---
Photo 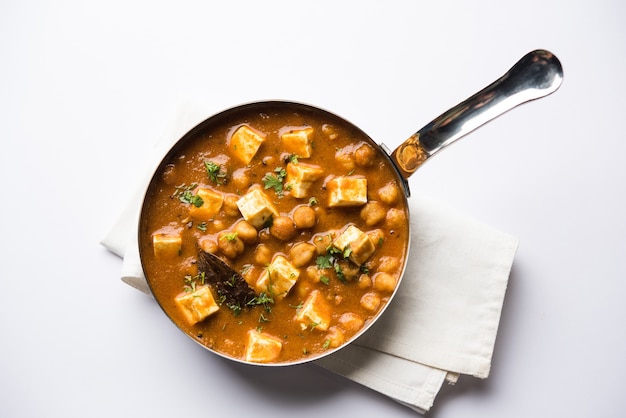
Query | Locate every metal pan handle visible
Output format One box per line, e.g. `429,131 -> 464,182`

390,49 -> 563,179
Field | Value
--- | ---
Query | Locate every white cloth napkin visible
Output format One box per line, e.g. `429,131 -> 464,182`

100,100 -> 518,414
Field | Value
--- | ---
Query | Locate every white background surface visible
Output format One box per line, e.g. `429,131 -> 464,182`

1,1 -> 624,416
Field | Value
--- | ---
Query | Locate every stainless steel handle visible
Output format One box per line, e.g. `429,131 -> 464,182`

391,49 -> 564,178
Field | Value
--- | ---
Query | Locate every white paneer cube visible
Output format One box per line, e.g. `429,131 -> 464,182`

188,187 -> 224,221
332,224 -> 376,266
174,286 -> 219,325
327,176 -> 367,207
236,188 -> 278,228
229,125 -> 266,165
285,162 -> 324,198
152,232 -> 182,259
244,330 -> 283,363
294,290 -> 331,331
281,127 -> 314,158
255,255 -> 300,300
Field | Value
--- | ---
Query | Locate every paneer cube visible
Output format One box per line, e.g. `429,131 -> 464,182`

255,255 -> 300,300
188,187 -> 224,221
281,127 -> 314,158
174,286 -> 219,325
285,162 -> 324,198
229,125 -> 266,165
327,176 -> 367,207
332,224 -> 376,266
152,232 -> 182,259
236,188 -> 278,228
244,330 -> 283,363
294,290 -> 331,331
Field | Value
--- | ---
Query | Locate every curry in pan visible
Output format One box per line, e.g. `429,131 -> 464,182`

139,103 -> 410,364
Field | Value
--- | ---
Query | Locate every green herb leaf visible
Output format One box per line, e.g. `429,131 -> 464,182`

204,160 -> 226,185
316,253 -> 334,270
221,232 -> 238,242
183,271 -> 206,292
247,292 -> 274,312
334,262 -> 346,283
262,167 -> 287,196
227,302 -> 242,316
173,183 -> 204,207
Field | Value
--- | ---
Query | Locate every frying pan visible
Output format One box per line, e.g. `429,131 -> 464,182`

139,49 -> 563,365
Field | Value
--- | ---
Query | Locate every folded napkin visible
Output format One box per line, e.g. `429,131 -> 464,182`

101,100 -> 518,414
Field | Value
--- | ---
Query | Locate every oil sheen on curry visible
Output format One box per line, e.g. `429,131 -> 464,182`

140,103 -> 409,364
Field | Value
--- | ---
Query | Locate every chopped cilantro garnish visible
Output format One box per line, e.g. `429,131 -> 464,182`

316,253 -> 334,270
316,245 -> 352,283
227,302 -> 242,316
183,271 -> 206,293
173,183 -> 204,207
262,167 -> 287,196
221,232 -> 238,242
247,292 -> 274,312
204,160 -> 226,185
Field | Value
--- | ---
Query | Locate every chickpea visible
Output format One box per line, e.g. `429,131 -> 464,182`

378,182 -> 400,205
217,231 -> 244,259
336,260 -> 360,280
354,143 -> 376,167
222,194 -> 241,217
360,292 -> 381,312
269,216 -> 296,241
357,273 -> 372,289
373,272 -> 397,292
198,236 -> 218,254
377,256 -> 401,273
312,232 -> 335,254
338,312 -> 364,332
335,149 -> 355,171
385,208 -> 407,230
289,242 -> 316,267
367,229 -> 385,248
360,201 -> 386,226
233,220 -> 257,244
231,167 -> 252,191
293,205 -> 316,229
326,326 -> 345,348
254,244 -> 272,266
